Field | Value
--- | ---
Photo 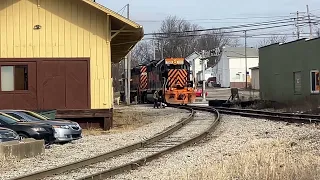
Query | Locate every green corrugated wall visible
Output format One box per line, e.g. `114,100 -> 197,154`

259,38 -> 320,103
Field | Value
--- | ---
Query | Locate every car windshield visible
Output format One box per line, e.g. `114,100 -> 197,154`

20,112 -> 44,121
24,111 -> 48,120
0,114 -> 18,124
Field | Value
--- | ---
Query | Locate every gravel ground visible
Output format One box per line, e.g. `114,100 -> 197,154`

110,115 -> 320,180
44,111 -> 215,180
0,105 -> 190,180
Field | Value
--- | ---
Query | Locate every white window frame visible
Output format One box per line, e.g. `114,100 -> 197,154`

310,70 -> 319,94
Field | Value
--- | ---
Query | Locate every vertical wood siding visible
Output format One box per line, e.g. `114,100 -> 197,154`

0,0 -> 112,109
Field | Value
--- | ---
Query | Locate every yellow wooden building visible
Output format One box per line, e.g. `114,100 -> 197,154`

0,0 -> 143,129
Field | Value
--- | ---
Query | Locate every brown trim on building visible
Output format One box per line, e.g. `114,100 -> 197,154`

0,58 -> 91,110
0,58 -> 91,61
56,109 -> 113,130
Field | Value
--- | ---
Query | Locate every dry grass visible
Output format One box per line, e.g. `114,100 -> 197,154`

83,109 -> 152,136
173,139 -> 320,180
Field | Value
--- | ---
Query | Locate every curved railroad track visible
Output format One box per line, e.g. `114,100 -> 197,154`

214,106 -> 320,123
11,106 -> 220,180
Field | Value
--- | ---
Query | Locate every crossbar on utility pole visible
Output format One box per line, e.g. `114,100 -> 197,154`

244,30 -> 248,89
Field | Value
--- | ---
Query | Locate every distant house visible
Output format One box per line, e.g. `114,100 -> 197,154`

210,47 -> 259,88
185,51 -> 207,82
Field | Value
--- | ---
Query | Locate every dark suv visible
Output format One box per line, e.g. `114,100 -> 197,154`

0,112 -> 55,144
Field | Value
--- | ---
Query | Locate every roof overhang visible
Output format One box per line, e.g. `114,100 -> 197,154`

82,0 -> 144,63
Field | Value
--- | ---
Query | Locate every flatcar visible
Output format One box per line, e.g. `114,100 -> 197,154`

120,58 -> 196,105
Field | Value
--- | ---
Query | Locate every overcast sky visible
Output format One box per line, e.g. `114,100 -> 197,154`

97,0 -> 320,46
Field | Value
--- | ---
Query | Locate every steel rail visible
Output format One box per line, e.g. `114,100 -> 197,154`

11,107 -> 195,180
76,105 -> 220,180
214,107 -> 320,123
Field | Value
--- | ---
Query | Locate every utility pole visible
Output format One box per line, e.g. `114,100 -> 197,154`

153,40 -> 156,60
201,50 -> 206,102
125,4 -> 131,105
307,5 -> 313,39
124,57 -> 128,105
161,39 -> 164,59
244,30 -> 248,89
192,58 -> 196,88
295,11 -> 301,39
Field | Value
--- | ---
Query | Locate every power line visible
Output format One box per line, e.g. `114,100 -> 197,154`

145,22 -> 297,36
135,15 -> 293,23
143,17 -> 320,36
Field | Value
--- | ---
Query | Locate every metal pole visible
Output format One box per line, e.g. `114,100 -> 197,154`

153,40 -> 156,60
126,4 -> 131,105
192,58 -> 196,88
161,39 -> 164,59
201,50 -> 206,102
296,11 -> 300,39
244,30 -> 248,89
124,57 -> 128,104
307,5 -> 313,39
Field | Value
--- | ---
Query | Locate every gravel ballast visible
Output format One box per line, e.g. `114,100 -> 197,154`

0,106 -> 190,180
110,115 -> 320,180
44,111 -> 215,180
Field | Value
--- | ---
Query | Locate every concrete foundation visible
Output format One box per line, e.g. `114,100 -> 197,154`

0,138 -> 44,160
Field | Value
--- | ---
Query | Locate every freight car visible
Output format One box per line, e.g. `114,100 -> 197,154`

120,58 -> 196,105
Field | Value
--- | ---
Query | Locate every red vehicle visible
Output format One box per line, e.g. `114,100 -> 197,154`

195,89 -> 208,97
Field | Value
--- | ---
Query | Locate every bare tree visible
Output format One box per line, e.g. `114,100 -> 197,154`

153,16 -> 240,58
131,41 -> 154,67
196,30 -> 236,51
154,15 -> 201,58
258,35 -> 288,47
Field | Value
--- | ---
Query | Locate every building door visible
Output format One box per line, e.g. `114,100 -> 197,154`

0,62 -> 37,109
40,61 -> 66,109
65,61 -> 89,109
40,59 -> 89,110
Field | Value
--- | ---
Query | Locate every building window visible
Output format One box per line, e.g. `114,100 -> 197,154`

310,70 -> 319,94
293,71 -> 301,94
1,65 -> 28,91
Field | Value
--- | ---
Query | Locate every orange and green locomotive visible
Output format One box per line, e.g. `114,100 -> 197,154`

120,58 -> 196,105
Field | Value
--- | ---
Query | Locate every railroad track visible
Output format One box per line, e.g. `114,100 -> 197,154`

214,106 -> 320,123
11,106 -> 220,180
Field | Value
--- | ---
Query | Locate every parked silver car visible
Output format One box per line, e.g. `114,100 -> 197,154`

1,110 -> 82,143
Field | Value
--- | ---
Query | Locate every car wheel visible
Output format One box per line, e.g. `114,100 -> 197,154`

18,133 -> 29,140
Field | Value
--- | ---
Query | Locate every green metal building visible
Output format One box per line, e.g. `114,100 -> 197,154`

259,38 -> 320,104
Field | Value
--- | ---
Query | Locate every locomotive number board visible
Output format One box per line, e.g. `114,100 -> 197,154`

165,58 -> 184,65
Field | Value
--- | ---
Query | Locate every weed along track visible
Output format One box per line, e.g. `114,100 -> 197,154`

11,106 -> 220,180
